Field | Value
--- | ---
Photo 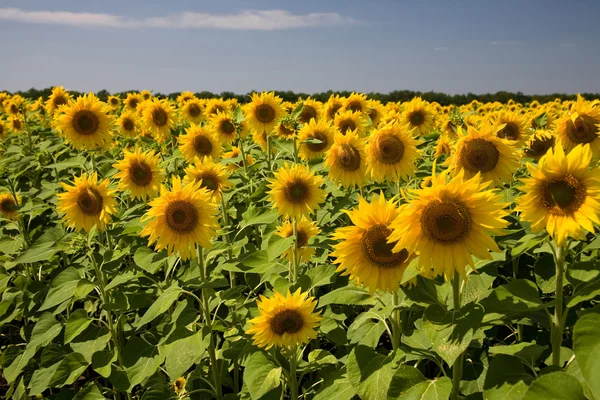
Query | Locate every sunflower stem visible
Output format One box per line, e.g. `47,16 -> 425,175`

196,246 -> 223,400
451,271 -> 463,400
391,290 -> 402,351
288,345 -> 299,400
220,195 -> 235,288
291,217 -> 299,284
265,130 -> 272,172
551,243 -> 566,367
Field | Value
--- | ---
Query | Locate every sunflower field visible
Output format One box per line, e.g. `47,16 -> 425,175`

1,89 -> 600,400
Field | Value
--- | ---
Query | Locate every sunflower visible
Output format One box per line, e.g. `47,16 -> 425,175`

246,289 -> 322,349
177,91 -> 195,105
267,163 -> 326,218
324,131 -> 368,188
338,110 -> 370,138
297,98 -> 323,124
55,93 -> 113,150
366,100 -> 385,126
402,97 -> 436,136
107,96 -> 121,111
342,92 -> 369,114
223,146 -> 254,172
0,193 -> 20,220
124,93 -> 141,111
441,118 -> 460,139
445,123 -> 519,186
274,119 -> 297,140
244,92 -> 284,134
142,99 -> 176,142
276,217 -> 320,263
366,122 -> 422,183
517,144 -> 600,246
205,98 -> 229,118
524,130 -> 555,160
45,87 -> 71,115
555,94 -> 600,157
492,110 -> 530,145
388,169 -> 509,279
323,94 -> 344,121
331,192 -> 413,292
4,96 -> 24,117
252,129 -> 270,153
181,98 -> 205,124
178,123 -> 221,162
183,157 -> 231,200
116,111 -> 138,138
57,173 -> 117,232
140,90 -> 153,101
529,107 -> 556,130
298,119 -> 336,160
0,119 -> 8,139
113,148 -> 164,200
9,116 -> 25,134
210,111 -> 237,145
140,176 -> 218,260
435,135 -> 454,158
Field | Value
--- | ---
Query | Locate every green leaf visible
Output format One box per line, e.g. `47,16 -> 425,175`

489,342 -> 547,369
69,324 -> 111,363
347,317 -> 386,348
483,354 -> 531,400
388,366 -> 452,399
266,234 -> 294,261
92,349 -> 116,378
307,349 -> 338,367
50,352 -> 89,388
134,246 -> 169,275
347,346 -> 401,400
64,309 -> 92,343
319,286 -> 376,307
72,383 -> 106,400
523,371 -> 585,400
134,284 -> 183,329
123,336 -> 165,389
422,303 -> 484,366
534,255 -> 557,294
238,206 -> 279,231
11,229 -> 65,265
460,272 -> 495,305
481,279 -> 547,322
243,351 -> 282,400
573,312 -> 600,398
40,267 -> 82,311
162,328 -> 209,380
304,264 -> 337,289
313,370 -> 357,400
44,156 -> 87,171
567,262 -> 600,308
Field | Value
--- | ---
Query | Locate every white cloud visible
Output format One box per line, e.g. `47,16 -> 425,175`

490,41 -> 522,46
0,7 -> 358,30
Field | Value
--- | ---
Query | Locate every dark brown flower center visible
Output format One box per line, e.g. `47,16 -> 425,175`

209,105 -> 225,116
375,134 -> 405,164
269,309 -> 304,335
128,99 -> 139,109
566,115 -> 598,144
460,138 -> 499,173
197,174 -> 218,191
152,108 -> 168,127
328,103 -> 342,120
165,200 -> 198,233
187,103 -> 201,118
347,100 -> 363,113
497,122 -> 520,141
526,136 -> 555,158
193,135 -> 213,156
72,110 -> 99,135
361,224 -> 408,268
306,132 -> 328,152
542,174 -> 586,216
299,105 -> 318,124
9,104 -> 19,114
76,188 -> 103,216
110,98 -> 119,105
368,108 -> 379,123
122,118 -> 134,131
12,119 -> 21,130
54,96 -> 67,107
408,110 -> 425,127
0,199 -> 17,213
336,144 -> 361,171
421,199 -> 472,244
295,229 -> 308,248
256,104 -> 276,124
219,120 -> 236,137
338,119 -> 357,135
284,180 -> 309,204
129,161 -> 153,186
278,123 -> 295,137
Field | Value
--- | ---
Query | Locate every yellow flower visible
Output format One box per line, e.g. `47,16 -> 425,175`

141,99 -> 176,143
333,110 -> 366,136
297,98 -> 323,124
140,90 -> 153,101
57,173 -> 117,232
341,92 -> 369,114
331,192 -> 414,292
267,163 -> 326,218
243,92 -> 284,134
435,135 -> 454,158
140,176 -> 218,260
555,94 -> 600,157
517,144 -> 600,246
9,115 -> 25,134
124,93 -> 142,111
491,110 -> 530,145
246,289 -> 322,349
298,119 -> 336,160
524,130 -> 555,160
210,111 -> 237,145
276,217 -> 320,263
116,111 -> 138,138
223,146 -> 254,172
0,119 -> 8,139
177,91 -> 195,105
388,169 -> 509,280
205,98 -> 229,118
178,123 -> 221,162
322,94 -> 344,121
183,157 -> 231,200
113,148 -> 164,200
0,193 -> 20,220
401,97 -> 436,136
45,87 -> 71,115
366,100 -> 385,126
366,122 -> 422,183
324,131 -> 368,188
107,96 -> 121,111
181,98 -> 205,124
55,93 -> 113,150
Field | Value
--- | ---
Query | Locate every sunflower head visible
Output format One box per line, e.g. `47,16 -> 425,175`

57,173 -> 117,232
55,93 -> 113,150
517,144 -> 600,246
0,193 -> 20,220
492,110 -> 530,145
113,148 -> 165,200
45,87 -> 71,115
324,130 -> 368,188
402,97 -> 436,135
210,110 -> 237,145
204,98 -> 229,118
524,130 -> 555,159
140,90 -> 153,101
276,217 -> 320,263
334,110 -> 366,136
323,94 -> 344,121
297,98 -> 323,124
181,98 -> 205,124
342,92 -> 369,114
9,116 -> 25,134
183,157 -> 231,200
243,92 -> 284,134
141,99 -> 176,142
366,100 -> 385,126
177,91 -> 195,105
298,119 -> 336,160
125,93 -> 142,111
246,289 -> 322,349
435,135 -> 454,158
107,96 -> 121,110
556,94 -> 600,156
140,176 -> 218,260
179,123 -> 221,162
116,111 -> 138,138
0,120 -> 8,139
267,163 -> 326,218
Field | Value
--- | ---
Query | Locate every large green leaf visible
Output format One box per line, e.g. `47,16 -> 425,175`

123,336 -> 165,389
64,309 -> 92,343
134,283 -> 183,329
39,267 -> 82,311
347,346 -> 402,400
161,328 -> 209,380
388,365 -> 452,399
573,312 -> 600,398
313,370 -> 357,400
523,371 -> 585,400
483,354 -> 532,400
489,342 -> 547,370
133,246 -> 169,275
243,351 -> 282,400
319,286 -> 376,307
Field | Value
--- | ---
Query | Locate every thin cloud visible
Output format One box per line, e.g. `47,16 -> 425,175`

0,7 -> 358,30
490,40 -> 522,46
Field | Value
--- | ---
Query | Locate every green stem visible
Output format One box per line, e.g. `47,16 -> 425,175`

220,196 -> 235,288
291,217 -> 298,284
288,345 -> 299,400
196,246 -> 223,400
266,130 -> 272,172
391,290 -> 401,351
451,272 -> 463,400
551,243 -> 566,367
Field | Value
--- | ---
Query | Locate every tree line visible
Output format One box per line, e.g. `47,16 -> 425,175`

6,87 -> 600,106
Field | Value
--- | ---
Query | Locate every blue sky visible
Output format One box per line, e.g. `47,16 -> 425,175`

0,0 -> 599,95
